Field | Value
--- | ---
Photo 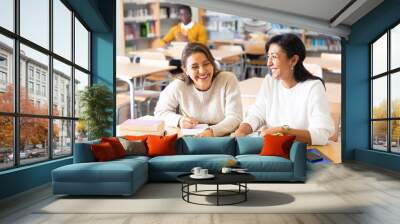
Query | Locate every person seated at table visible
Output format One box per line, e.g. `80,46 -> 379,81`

232,33 -> 334,145
160,5 -> 208,46
154,42 -> 242,137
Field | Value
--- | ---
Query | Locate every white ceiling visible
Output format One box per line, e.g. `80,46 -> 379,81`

170,0 -> 384,38
225,0 -> 351,22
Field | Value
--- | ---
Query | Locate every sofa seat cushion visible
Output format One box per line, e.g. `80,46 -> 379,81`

149,154 -> 235,172
236,155 -> 293,172
117,155 -> 150,163
53,159 -> 147,183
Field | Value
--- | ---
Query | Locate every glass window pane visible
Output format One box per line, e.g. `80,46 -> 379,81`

20,0 -> 49,49
391,120 -> 400,153
372,33 -> 387,76
0,35 -> 14,113
0,0 -> 14,31
75,18 -> 89,70
74,69 -> 89,118
390,120 -> 400,153
0,116 -> 14,170
372,77 -> 387,119
75,120 -> 88,143
20,44 -> 49,115
391,72 -> 400,118
53,119 -> 72,158
53,0 -> 72,60
372,121 -> 388,151
20,117 -> 49,165
391,24 -> 400,70
53,59 -> 72,117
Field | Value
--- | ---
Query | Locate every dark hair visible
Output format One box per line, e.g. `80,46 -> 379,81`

265,33 -> 324,86
178,5 -> 192,17
178,42 -> 220,84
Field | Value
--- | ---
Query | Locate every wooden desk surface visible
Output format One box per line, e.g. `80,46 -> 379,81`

210,49 -> 245,61
304,56 -> 341,74
117,63 -> 176,80
211,39 -> 247,46
308,141 -> 341,164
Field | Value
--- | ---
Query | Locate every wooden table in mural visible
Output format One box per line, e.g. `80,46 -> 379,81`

117,63 -> 176,119
131,47 -> 245,61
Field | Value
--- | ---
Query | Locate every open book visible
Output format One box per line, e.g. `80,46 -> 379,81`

181,124 -> 209,136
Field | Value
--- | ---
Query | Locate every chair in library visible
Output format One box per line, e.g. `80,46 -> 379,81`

243,41 -> 268,79
217,45 -> 245,80
116,55 -> 161,117
116,92 -> 130,125
133,51 -> 173,88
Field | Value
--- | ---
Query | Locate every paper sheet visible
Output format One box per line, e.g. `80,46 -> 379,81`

181,124 -> 209,136
247,131 -> 261,137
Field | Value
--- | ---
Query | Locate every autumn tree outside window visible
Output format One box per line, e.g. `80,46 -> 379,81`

370,23 -> 400,154
0,0 -> 91,170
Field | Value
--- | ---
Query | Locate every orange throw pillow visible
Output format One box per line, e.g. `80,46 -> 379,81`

101,137 -> 127,158
146,134 -> 177,157
91,142 -> 117,162
260,134 -> 296,159
124,135 -> 148,141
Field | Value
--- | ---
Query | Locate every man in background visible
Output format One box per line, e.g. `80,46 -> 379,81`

160,5 -> 208,46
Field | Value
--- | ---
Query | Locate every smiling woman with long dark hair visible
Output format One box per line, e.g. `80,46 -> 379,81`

155,43 -> 242,137
232,33 -> 334,145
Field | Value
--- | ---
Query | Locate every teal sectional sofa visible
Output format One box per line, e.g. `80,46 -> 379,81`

52,137 -> 306,196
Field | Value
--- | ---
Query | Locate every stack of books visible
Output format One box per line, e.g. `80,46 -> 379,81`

118,117 -> 165,136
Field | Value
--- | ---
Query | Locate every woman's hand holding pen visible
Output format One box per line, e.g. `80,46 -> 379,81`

179,116 -> 199,129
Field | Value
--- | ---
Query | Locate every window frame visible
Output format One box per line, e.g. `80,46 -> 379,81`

0,0 -> 92,171
370,20 -> 400,154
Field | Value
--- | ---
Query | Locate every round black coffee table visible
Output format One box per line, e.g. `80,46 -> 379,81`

177,173 -> 255,206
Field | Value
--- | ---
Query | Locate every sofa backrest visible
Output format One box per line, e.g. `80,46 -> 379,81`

235,137 -> 263,155
74,137 -> 268,162
177,137 -> 236,155
73,140 -> 100,163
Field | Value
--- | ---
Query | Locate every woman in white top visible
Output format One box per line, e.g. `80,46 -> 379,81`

232,33 -> 334,145
154,42 -> 242,137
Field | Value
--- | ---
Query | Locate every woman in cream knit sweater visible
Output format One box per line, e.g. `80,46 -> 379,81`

154,43 -> 242,137
232,34 -> 334,145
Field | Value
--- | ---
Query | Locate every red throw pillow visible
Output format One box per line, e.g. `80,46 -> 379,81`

101,137 -> 126,158
260,134 -> 296,159
146,134 -> 177,157
91,142 -> 117,162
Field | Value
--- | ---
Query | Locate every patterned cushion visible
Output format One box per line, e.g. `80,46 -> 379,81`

118,137 -> 147,156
